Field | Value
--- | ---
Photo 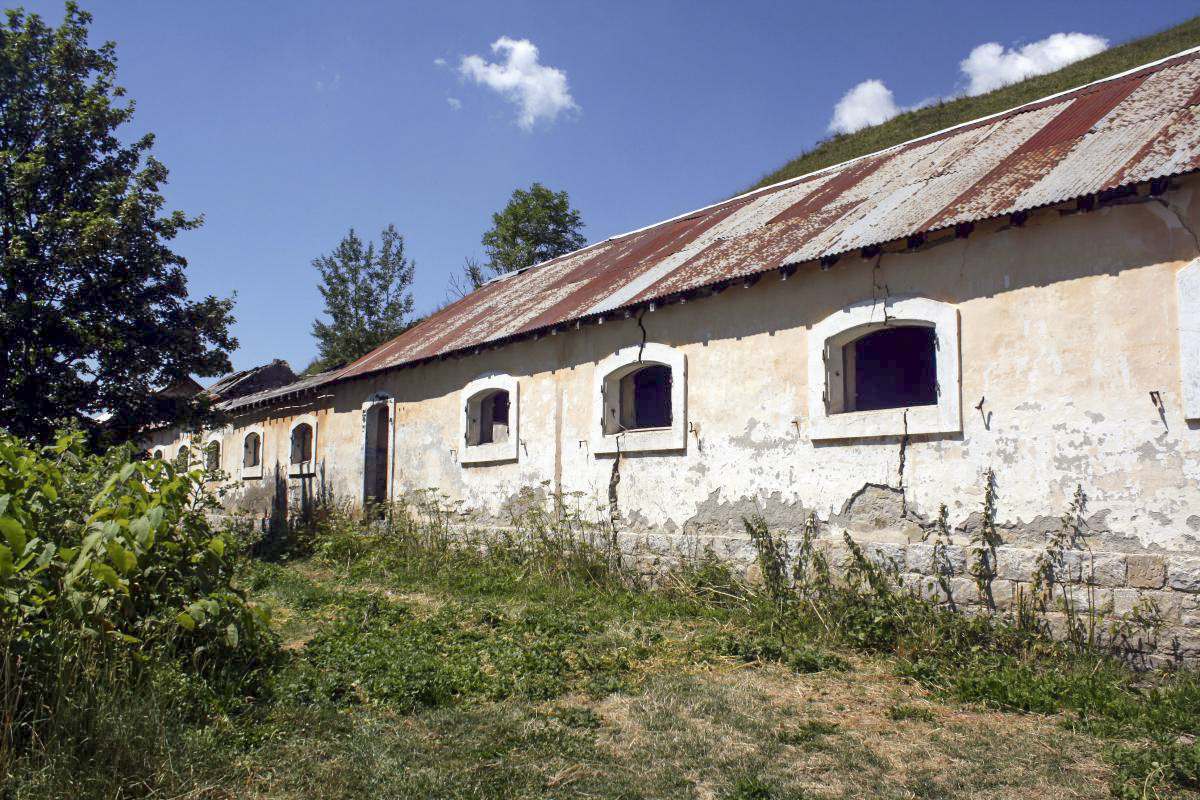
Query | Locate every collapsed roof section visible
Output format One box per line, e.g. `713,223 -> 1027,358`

206,359 -> 297,401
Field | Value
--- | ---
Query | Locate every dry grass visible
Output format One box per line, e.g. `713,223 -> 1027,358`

592,657 -> 1112,799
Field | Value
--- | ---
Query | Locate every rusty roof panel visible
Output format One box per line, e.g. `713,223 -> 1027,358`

324,47 -> 1200,387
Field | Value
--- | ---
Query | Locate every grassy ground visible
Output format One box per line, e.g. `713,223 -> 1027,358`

230,557 -> 1117,800
10,503 -> 1199,799
744,15 -> 1200,194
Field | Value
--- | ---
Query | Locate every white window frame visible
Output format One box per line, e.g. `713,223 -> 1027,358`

203,432 -> 224,474
240,425 -> 264,480
808,296 -> 960,441
1179,258 -> 1200,420
288,415 -> 318,478
592,342 -> 687,455
459,374 -> 519,465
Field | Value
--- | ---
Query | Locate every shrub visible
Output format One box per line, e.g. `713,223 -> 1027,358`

0,429 -> 275,777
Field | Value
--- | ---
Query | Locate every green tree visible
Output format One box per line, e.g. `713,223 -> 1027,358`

0,4 -> 237,444
310,225 -> 415,372
467,182 -> 585,290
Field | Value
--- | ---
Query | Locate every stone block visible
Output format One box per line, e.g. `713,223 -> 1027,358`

864,541 -> 906,572
911,543 -> 967,576
1146,590 -> 1184,623
947,576 -> 981,606
1168,557 -> 1200,592
1041,612 -> 1070,640
1063,585 -> 1113,613
996,547 -> 1035,582
822,542 -> 853,572
905,544 -> 934,574
1058,550 -> 1085,583
1112,588 -> 1143,617
989,579 -> 1016,611
1082,553 -> 1127,588
899,572 -> 931,597
1127,554 -> 1167,589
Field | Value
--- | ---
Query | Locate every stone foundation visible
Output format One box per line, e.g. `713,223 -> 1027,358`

615,529 -> 1200,667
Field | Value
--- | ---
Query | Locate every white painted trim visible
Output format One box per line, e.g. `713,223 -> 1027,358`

288,414 -> 319,478
459,374 -> 519,465
239,424 -> 264,480
592,343 -> 687,455
1179,258 -> 1200,420
808,296 -> 961,441
360,392 -> 396,501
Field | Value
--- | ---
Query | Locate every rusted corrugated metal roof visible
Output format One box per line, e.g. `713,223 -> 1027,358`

218,368 -> 340,413
327,47 -> 1200,386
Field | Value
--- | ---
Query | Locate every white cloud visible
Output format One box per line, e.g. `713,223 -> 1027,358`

459,37 -> 578,130
961,32 -> 1108,95
826,31 -> 1108,135
446,96 -> 462,111
829,79 -> 900,134
433,57 -> 447,67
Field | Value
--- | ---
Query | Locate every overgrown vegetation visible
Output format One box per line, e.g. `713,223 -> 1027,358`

745,15 -> 1200,193
0,429 -> 274,796
4,452 -> 1200,798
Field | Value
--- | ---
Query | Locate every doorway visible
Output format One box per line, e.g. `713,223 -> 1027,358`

364,403 -> 390,507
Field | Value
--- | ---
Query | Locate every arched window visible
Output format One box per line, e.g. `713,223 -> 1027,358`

287,418 -> 318,477
808,296 -> 960,441
152,449 -> 163,459
460,375 -> 519,464
176,445 -> 190,467
205,440 -> 221,472
239,427 -> 264,479
467,389 -> 510,445
593,343 -> 686,454
291,423 -> 313,465
243,432 -> 261,468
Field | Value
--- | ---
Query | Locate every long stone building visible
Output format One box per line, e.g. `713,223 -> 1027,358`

146,48 -> 1200,656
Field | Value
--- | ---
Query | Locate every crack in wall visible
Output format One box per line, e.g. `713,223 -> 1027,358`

607,452 -> 621,548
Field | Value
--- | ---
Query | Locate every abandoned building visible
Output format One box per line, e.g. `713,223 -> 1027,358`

144,48 -> 1200,656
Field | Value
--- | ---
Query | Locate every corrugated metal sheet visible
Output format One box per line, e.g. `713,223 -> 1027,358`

329,47 -> 1200,387
218,369 -> 340,412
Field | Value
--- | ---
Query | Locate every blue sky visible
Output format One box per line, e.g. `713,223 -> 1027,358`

15,1 -> 1200,375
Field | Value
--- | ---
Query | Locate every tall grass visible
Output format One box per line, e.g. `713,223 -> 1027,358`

277,493 -> 1200,797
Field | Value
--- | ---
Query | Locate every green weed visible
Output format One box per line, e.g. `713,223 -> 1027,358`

888,704 -> 936,723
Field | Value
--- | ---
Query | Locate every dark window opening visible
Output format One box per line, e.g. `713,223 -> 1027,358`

467,390 -> 510,446
619,364 -> 672,430
152,449 -> 163,459
365,404 -> 389,504
842,325 -> 937,412
176,445 -> 190,466
205,441 -> 220,472
243,432 -> 261,468
291,424 -> 313,464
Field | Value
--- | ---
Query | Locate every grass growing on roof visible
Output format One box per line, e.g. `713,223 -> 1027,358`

744,16 -> 1200,194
